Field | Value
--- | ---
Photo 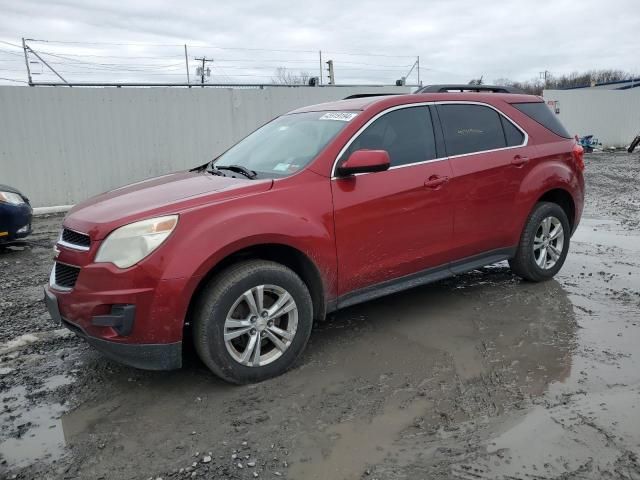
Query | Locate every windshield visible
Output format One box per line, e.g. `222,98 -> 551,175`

213,111 -> 358,178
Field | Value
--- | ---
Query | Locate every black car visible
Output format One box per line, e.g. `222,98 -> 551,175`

0,184 -> 32,244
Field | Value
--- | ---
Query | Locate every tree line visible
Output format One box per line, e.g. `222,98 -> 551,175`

491,69 -> 637,95
271,67 -> 637,92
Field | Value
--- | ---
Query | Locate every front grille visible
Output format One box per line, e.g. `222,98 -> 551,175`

61,228 -> 91,249
54,263 -> 81,289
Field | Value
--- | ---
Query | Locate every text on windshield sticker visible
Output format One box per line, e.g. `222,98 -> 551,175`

319,112 -> 358,122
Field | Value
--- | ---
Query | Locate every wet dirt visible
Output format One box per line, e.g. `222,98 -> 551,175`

1,151 -> 639,479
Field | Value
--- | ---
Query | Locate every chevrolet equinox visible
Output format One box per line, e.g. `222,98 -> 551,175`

45,89 -> 585,383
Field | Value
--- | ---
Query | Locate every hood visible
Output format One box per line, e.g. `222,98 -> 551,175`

64,171 -> 273,239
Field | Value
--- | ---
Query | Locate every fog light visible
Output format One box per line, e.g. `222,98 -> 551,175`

17,225 -> 29,234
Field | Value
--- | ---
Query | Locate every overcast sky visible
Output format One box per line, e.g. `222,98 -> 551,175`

0,0 -> 638,86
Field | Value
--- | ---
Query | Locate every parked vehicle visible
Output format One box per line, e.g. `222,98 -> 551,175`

0,184 -> 32,245
44,88 -> 585,383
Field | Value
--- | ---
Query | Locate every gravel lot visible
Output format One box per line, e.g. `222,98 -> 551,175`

1,150 -> 639,480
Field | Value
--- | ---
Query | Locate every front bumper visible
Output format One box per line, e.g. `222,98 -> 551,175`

45,286 -> 182,370
0,202 -> 32,243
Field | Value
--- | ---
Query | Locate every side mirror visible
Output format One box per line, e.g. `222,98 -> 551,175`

337,150 -> 391,177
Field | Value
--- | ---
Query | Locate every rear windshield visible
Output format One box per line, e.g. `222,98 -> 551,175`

512,102 -> 571,138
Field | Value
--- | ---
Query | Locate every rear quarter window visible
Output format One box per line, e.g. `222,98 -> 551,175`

512,102 -> 571,138
501,116 -> 525,147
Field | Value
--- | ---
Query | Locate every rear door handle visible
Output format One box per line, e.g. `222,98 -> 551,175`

511,155 -> 529,167
424,175 -> 449,189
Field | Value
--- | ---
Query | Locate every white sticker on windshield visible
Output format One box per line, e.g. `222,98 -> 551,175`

273,163 -> 291,172
319,112 -> 358,122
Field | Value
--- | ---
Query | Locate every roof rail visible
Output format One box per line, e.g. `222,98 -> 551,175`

415,84 -> 525,94
342,93 -> 404,100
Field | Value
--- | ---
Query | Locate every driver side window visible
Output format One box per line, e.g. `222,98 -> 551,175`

341,106 -> 437,167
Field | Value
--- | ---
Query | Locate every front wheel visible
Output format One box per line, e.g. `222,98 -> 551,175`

509,202 -> 571,282
193,260 -> 313,384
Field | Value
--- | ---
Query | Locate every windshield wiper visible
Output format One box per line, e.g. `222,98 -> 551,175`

206,165 -> 227,177
215,165 -> 258,179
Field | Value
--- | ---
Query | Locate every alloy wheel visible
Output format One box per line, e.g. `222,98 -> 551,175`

223,284 -> 298,367
533,216 -> 564,270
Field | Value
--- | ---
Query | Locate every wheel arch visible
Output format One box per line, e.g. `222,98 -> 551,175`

185,243 -> 328,330
537,188 -> 576,231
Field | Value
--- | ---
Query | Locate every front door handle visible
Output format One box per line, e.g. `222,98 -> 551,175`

424,175 -> 449,189
511,155 -> 529,167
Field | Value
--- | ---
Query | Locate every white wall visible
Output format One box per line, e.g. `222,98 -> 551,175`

0,85 -> 409,207
543,87 -> 640,147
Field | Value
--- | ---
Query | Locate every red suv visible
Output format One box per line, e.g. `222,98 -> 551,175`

44,88 -> 585,383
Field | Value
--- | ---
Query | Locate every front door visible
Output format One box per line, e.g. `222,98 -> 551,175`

331,105 -> 454,299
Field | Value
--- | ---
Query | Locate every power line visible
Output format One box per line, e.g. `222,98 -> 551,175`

26,52 -> 186,60
26,39 -> 417,58
0,40 -> 22,48
28,49 -> 184,69
6,38 -> 420,86
0,76 -> 28,83
26,39 -> 186,47
0,48 -> 24,57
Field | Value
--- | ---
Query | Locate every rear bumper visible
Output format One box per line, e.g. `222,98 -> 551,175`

44,286 -> 182,370
572,171 -> 586,236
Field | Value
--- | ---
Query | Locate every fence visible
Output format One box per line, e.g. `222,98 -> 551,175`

543,87 -> 640,147
0,85 -> 409,207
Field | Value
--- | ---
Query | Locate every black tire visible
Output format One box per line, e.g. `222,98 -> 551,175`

193,260 -> 313,384
628,135 -> 640,153
509,202 -> 571,282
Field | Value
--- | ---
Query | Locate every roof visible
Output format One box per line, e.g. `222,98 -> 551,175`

289,96 -> 384,113
289,92 -> 542,114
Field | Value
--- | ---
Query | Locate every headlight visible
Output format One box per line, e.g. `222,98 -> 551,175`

95,215 -> 178,268
0,191 -> 25,205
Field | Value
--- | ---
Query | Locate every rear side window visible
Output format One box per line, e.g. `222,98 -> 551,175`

501,116 -> 525,146
512,102 -> 571,138
342,106 -> 436,167
438,104 -> 506,156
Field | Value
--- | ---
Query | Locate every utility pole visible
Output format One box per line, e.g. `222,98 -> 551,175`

402,58 -> 419,86
325,59 -> 335,85
184,45 -> 190,85
24,40 -> 70,86
318,50 -> 323,86
21,37 -> 33,86
195,57 -> 213,87
540,70 -> 550,88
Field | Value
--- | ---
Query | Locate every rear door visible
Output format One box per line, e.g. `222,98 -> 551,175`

331,105 -> 454,299
435,102 -> 533,259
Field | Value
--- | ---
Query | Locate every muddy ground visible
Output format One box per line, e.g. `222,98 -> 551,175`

1,151 -> 639,480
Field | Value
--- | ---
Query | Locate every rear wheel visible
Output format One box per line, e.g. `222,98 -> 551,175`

509,202 -> 570,282
193,260 -> 313,384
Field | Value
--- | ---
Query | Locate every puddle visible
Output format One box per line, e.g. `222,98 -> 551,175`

45,267 -> 581,478
289,396 -> 430,480
451,387 -> 640,479
0,374 -> 74,468
573,217 -> 640,252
